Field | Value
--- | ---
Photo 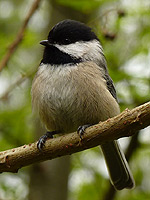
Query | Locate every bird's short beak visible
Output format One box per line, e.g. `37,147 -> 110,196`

40,40 -> 50,46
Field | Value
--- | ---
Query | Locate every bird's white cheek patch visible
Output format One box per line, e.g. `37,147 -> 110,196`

55,40 -> 103,60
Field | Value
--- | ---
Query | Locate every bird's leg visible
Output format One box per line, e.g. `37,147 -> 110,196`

77,124 -> 92,139
37,130 -> 59,151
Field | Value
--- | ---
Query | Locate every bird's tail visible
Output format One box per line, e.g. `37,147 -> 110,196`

101,140 -> 135,190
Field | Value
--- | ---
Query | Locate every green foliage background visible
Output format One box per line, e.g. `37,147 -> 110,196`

0,0 -> 150,199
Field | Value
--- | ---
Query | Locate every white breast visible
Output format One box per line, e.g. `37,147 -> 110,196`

31,62 -> 120,133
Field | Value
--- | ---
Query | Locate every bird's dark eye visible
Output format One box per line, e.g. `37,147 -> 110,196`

63,38 -> 71,45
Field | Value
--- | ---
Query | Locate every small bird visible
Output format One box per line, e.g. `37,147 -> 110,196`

31,19 -> 135,190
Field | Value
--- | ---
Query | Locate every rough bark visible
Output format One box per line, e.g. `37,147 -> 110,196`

0,102 -> 149,173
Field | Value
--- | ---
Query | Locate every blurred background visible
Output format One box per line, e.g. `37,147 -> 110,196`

0,0 -> 150,199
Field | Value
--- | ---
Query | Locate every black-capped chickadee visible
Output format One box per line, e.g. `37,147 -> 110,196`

31,19 -> 135,190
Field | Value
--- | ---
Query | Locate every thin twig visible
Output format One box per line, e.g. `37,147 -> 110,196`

0,68 -> 36,101
0,0 -> 42,72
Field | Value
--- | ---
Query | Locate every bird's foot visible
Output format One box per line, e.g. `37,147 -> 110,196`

37,131 -> 59,151
77,124 -> 92,139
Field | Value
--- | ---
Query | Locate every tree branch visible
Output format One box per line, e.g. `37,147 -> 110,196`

0,101 -> 149,173
0,68 -> 36,101
0,0 -> 42,72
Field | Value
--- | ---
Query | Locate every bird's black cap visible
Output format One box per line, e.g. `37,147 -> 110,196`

45,19 -> 99,45
40,20 -> 99,65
